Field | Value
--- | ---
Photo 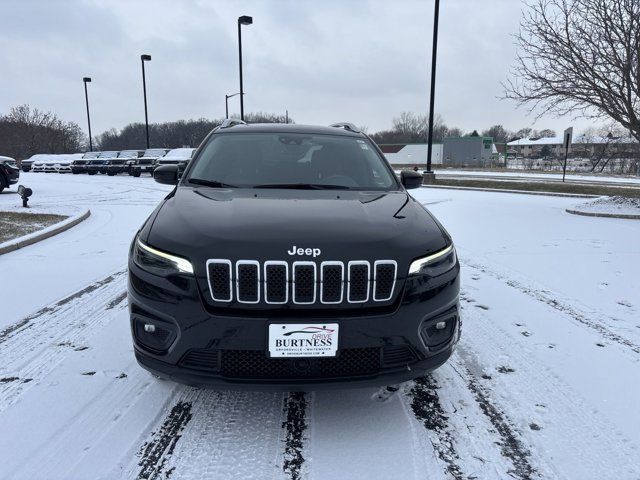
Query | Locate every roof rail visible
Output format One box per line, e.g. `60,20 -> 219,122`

219,118 -> 247,129
329,122 -> 361,133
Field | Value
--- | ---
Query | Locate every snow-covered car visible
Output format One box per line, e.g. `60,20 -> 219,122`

25,154 -> 52,173
87,151 -> 119,175
54,153 -> 83,173
0,156 -> 20,193
106,150 -> 143,176
71,152 -> 101,174
130,149 -> 168,177
20,159 -> 34,172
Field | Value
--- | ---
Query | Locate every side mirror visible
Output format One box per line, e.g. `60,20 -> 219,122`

154,165 -> 179,185
400,170 -> 423,189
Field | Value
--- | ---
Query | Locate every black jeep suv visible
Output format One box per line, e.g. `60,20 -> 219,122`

128,121 -> 460,389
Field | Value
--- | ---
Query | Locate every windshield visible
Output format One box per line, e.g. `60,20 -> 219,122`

99,151 -> 118,158
162,148 -> 194,160
83,152 -> 100,159
186,133 -> 397,190
118,150 -> 139,158
143,149 -> 167,157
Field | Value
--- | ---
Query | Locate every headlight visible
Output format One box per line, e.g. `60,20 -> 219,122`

133,238 -> 194,275
408,244 -> 457,276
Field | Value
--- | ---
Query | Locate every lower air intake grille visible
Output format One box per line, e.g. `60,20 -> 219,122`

179,349 -> 220,372
382,345 -> 418,366
220,348 -> 381,379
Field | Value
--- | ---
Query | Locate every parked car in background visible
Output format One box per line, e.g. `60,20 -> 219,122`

55,153 -> 83,173
43,159 -> 58,173
72,152 -> 101,174
87,151 -> 118,175
130,148 -> 168,177
24,154 -> 52,173
20,159 -> 34,172
155,147 -> 195,176
107,150 -> 143,176
0,156 -> 20,193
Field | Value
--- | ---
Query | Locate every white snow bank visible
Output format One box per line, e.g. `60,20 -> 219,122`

569,196 -> 640,217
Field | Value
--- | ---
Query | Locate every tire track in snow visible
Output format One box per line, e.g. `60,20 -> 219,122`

282,392 -> 309,480
0,270 -> 124,345
136,400 -> 194,480
451,363 -> 537,480
127,388 -> 286,480
463,259 -> 640,355
406,375 -> 466,480
0,270 -> 127,412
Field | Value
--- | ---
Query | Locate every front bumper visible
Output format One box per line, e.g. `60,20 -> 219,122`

6,168 -> 19,184
128,257 -> 461,390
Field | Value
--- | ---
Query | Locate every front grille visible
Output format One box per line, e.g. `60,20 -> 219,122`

205,259 -> 398,306
220,348 -> 381,379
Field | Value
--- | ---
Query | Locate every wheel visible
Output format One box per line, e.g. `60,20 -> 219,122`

132,171 -> 140,177
88,172 -> 95,175
107,172 -> 115,176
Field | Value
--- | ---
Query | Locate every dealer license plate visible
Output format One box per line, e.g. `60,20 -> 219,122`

268,323 -> 339,358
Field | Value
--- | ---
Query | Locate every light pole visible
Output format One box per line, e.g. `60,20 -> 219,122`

82,77 -> 93,151
140,54 -> 152,148
425,0 -> 440,179
238,15 -> 253,121
225,92 -> 241,119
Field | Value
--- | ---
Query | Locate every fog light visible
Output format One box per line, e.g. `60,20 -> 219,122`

436,321 -> 446,330
144,323 -> 156,333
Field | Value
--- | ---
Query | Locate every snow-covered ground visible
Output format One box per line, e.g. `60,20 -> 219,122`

1,173 -> 639,480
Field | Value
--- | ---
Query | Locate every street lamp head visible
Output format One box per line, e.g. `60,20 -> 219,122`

141,54 -> 152,61
238,15 -> 253,25
83,77 -> 92,83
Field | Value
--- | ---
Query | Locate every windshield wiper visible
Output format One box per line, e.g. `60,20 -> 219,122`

189,178 -> 238,188
253,183 -> 351,190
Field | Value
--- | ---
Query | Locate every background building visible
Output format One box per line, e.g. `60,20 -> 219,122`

443,136 -> 493,166
507,135 -> 639,158
379,143 -> 443,167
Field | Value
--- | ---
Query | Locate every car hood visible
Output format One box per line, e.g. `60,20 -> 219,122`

143,187 -> 450,275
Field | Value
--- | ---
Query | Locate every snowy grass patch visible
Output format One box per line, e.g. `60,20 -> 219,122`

0,211 -> 67,243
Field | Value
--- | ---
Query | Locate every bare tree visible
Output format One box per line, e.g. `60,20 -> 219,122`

0,104 -> 85,159
504,0 -> 640,142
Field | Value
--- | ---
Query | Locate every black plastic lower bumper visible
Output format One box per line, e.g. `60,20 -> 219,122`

135,346 -> 454,391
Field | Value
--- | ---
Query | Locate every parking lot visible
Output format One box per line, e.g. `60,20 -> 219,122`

0,173 -> 638,479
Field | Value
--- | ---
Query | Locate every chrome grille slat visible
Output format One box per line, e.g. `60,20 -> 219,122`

206,259 -> 397,306
373,260 -> 397,302
236,260 -> 260,304
320,261 -> 344,304
264,261 -> 288,304
348,261 -> 370,303
293,261 -> 316,304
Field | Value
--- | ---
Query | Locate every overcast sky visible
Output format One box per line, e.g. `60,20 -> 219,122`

0,0 -> 597,137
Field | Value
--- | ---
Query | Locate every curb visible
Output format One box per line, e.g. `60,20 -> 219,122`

421,184 -> 597,198
0,208 -> 91,255
565,208 -> 640,220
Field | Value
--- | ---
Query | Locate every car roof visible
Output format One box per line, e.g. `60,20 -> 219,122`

214,123 -> 365,137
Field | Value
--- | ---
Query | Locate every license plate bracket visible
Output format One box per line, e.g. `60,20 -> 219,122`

268,323 -> 339,358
